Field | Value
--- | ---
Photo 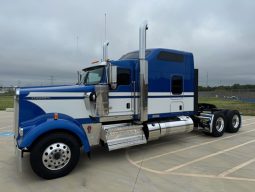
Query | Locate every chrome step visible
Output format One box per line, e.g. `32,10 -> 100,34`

102,123 -> 147,151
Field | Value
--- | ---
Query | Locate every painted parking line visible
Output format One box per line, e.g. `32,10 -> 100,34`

126,122 -> 255,182
0,132 -> 14,137
129,118 -> 255,154
126,146 -> 255,182
168,172 -> 255,182
126,150 -> 255,182
134,122 -> 255,163
164,138 -> 255,172
126,151 -> 255,182
218,157 -> 255,177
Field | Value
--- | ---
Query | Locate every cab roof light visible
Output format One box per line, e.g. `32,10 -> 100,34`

91,60 -> 99,64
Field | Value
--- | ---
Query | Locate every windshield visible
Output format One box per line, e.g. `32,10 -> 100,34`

82,67 -> 104,85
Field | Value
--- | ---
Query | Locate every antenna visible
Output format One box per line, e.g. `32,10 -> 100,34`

102,13 -> 110,61
104,13 -> 107,41
76,36 -> 79,53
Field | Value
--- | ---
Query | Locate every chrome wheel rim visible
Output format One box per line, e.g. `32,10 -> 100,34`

216,117 -> 224,132
232,115 -> 240,129
42,143 -> 71,170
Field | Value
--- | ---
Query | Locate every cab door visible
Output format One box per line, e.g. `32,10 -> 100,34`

108,67 -> 134,116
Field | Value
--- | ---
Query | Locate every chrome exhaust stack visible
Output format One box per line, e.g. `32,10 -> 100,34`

139,21 -> 148,122
103,41 -> 109,61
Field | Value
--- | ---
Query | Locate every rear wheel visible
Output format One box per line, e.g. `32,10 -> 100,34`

30,132 -> 80,179
211,112 -> 226,137
226,110 -> 241,133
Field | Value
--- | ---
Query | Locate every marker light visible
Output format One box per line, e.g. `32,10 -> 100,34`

87,126 -> 92,133
54,113 -> 59,120
19,128 -> 24,137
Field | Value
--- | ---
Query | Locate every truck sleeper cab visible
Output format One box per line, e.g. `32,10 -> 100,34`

14,21 -> 241,179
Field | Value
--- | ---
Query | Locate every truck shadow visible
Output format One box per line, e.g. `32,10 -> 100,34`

15,131 -> 209,182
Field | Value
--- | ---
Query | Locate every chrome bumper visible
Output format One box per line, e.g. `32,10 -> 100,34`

14,141 -> 23,172
14,90 -> 22,172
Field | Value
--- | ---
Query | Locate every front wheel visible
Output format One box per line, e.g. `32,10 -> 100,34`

30,132 -> 80,179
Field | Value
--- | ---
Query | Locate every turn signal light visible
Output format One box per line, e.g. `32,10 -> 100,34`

87,125 -> 92,133
54,113 -> 59,120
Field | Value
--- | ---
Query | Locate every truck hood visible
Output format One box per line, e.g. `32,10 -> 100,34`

17,85 -> 96,125
18,85 -> 95,97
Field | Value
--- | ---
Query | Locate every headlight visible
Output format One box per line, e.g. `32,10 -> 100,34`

19,128 -> 24,137
89,92 -> 97,101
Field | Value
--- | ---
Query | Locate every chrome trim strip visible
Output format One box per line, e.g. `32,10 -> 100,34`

99,115 -> 133,122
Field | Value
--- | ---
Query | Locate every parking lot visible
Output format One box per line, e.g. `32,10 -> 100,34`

1,111 -> 255,192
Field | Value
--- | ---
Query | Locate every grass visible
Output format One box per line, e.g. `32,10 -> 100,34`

199,97 -> 255,116
0,96 -> 14,110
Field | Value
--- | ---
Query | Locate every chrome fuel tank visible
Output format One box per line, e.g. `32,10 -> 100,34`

146,116 -> 193,141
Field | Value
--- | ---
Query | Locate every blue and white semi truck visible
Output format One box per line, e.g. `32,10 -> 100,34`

14,22 -> 241,179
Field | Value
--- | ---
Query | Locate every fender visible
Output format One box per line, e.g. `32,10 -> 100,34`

19,116 -> 91,153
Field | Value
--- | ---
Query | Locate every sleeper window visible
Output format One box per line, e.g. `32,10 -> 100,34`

157,51 -> 184,63
172,75 -> 183,95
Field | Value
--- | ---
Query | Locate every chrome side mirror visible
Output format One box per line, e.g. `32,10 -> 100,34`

108,65 -> 117,89
77,71 -> 82,84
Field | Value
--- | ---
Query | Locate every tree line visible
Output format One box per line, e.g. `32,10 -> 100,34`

199,84 -> 255,91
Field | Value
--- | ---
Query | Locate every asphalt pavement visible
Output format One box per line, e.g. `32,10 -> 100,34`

1,111 -> 255,192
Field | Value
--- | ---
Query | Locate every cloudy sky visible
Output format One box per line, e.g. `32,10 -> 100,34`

0,0 -> 254,86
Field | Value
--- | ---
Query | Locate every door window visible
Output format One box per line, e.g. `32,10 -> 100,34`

117,68 -> 131,85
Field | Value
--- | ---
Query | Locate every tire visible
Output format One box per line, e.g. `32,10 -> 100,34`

211,112 -> 226,137
30,132 -> 80,179
226,110 -> 241,133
